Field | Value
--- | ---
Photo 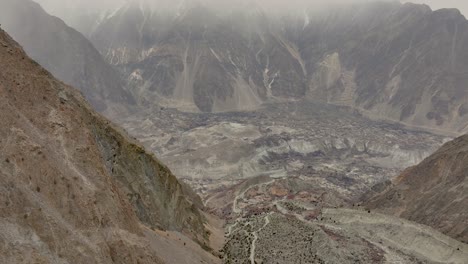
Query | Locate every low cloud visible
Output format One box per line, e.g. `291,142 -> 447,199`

34,0 -> 468,19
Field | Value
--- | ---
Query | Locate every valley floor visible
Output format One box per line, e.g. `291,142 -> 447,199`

108,101 -> 465,263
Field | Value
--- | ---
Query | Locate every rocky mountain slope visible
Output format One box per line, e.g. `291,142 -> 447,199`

2,2 -> 468,262
0,27 -> 219,263
0,0 -> 134,112
365,134 -> 468,243
89,0 -> 468,134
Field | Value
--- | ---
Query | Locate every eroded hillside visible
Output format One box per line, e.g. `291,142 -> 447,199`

366,134 -> 468,243
0,27 -> 219,263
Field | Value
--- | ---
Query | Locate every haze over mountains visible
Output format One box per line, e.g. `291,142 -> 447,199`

2,0 -> 468,134
32,0 -> 468,19
72,0 -> 468,133
1,0 -> 468,263
0,0 -> 134,113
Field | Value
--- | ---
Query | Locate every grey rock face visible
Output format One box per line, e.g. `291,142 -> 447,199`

0,0 -> 135,112
90,1 -> 468,133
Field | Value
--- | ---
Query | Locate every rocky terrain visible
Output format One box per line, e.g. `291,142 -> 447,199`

110,99 -> 468,263
85,0 -> 468,134
114,101 -> 447,204
0,27 -> 220,263
366,134 -> 468,244
0,0 -> 135,112
2,0 -> 468,263
219,177 -> 468,263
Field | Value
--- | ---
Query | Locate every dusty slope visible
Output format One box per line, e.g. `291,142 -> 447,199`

0,27 -> 218,263
0,0 -> 135,112
366,134 -> 468,243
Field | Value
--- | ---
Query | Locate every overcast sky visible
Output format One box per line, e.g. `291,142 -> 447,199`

35,0 -> 468,17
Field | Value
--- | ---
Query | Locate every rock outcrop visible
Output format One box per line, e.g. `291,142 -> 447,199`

365,134 -> 468,243
0,27 -> 214,263
0,0 -> 135,112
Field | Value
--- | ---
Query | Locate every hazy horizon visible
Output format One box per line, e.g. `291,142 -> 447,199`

34,0 -> 468,17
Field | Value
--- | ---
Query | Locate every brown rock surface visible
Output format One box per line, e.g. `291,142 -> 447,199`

268,185 -> 289,197
0,28 -> 218,263
366,134 -> 468,243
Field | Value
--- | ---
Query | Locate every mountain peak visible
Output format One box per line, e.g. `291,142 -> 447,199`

432,7 -> 466,21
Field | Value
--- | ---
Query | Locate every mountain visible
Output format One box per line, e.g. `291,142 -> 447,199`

301,2 -> 468,135
0,27 -> 219,263
365,134 -> 468,243
0,0 -> 135,112
89,0 -> 306,112
1,4 -> 468,261
89,1 -> 468,134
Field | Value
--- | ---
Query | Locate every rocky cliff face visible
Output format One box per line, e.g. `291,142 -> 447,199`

0,0 -> 135,112
0,27 -> 214,263
365,134 -> 468,243
302,3 -> 468,135
88,1 -> 468,134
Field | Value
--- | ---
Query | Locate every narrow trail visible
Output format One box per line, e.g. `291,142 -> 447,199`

226,222 -> 239,237
226,178 -> 276,262
250,214 -> 271,264
203,194 -> 216,208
